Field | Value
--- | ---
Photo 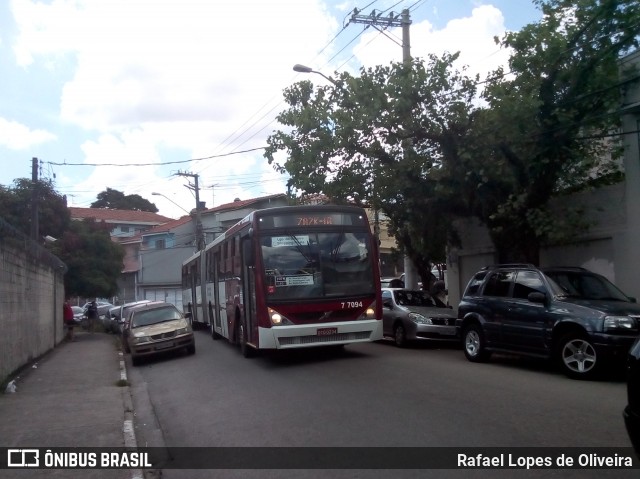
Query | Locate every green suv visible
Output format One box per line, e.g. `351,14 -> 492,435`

456,265 -> 640,379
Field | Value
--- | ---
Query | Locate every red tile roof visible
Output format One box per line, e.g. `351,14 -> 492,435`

69,207 -> 174,224
140,215 -> 193,235
203,193 -> 287,214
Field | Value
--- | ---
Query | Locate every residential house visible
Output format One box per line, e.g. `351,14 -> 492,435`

68,207 -> 175,304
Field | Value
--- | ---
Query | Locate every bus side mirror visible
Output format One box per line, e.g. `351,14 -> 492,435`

243,239 -> 254,267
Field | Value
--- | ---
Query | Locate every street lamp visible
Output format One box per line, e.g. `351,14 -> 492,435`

293,64 -> 337,85
151,192 -> 190,215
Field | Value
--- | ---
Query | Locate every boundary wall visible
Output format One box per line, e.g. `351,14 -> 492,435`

0,217 -> 66,385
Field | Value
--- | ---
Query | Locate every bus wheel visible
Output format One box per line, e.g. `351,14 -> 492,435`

239,321 -> 253,358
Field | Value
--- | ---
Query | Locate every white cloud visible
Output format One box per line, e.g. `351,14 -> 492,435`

0,117 -> 57,149
12,0 -> 338,132
9,0 -> 336,212
5,1 -> 521,215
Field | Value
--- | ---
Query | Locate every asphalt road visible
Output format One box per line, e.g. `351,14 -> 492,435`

127,330 -> 636,479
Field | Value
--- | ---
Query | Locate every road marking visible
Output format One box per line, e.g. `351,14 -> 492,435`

120,351 -> 143,479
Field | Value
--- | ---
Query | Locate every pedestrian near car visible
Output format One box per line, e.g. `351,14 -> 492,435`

87,300 -> 99,333
63,300 -> 75,341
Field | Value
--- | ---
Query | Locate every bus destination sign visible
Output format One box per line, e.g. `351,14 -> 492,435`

268,212 -> 365,228
297,216 -> 334,226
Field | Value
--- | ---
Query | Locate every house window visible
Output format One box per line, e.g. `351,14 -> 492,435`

121,226 -> 130,233
155,239 -> 165,249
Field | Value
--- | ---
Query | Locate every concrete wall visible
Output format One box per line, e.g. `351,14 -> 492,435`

0,226 -> 66,385
447,182 -> 633,308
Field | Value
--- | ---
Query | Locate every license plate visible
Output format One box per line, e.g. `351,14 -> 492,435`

317,327 -> 337,336
155,342 -> 174,350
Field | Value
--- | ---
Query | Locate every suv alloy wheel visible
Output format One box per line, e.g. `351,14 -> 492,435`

557,332 -> 599,379
463,323 -> 491,362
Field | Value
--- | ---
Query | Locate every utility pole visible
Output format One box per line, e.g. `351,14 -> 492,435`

31,157 -> 39,242
347,8 -> 419,288
175,171 -> 205,251
348,8 -> 411,62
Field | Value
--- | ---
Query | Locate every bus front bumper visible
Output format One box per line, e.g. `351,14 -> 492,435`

259,320 -> 383,349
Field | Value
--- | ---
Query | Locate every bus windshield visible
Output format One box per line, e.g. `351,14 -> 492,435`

260,231 -> 375,300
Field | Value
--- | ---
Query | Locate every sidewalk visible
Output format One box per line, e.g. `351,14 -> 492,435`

0,331 -> 139,478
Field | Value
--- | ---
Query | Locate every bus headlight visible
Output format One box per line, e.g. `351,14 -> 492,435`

359,302 -> 377,320
268,308 -> 293,326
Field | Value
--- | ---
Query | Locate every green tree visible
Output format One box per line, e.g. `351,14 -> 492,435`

266,53 -> 478,284
0,178 -> 124,298
50,219 -> 124,298
266,0 -> 640,269
466,0 -> 639,263
91,187 -> 159,212
0,178 -> 70,239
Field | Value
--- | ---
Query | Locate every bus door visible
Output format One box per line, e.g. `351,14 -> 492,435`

189,263 -> 199,323
215,249 -> 229,339
241,236 -> 257,346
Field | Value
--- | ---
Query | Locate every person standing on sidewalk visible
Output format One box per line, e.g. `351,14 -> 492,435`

87,300 -> 99,333
63,300 -> 75,341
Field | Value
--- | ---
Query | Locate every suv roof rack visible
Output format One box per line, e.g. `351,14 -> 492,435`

481,263 -> 537,270
541,266 -> 589,271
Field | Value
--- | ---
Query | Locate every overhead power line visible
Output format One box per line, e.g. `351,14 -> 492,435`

47,147 -> 266,168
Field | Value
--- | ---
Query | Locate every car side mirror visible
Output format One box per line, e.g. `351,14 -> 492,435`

184,311 -> 192,319
383,300 -> 393,309
528,292 -> 547,304
628,297 -> 637,303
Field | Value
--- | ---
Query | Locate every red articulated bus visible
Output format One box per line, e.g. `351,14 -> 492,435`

181,204 -> 383,357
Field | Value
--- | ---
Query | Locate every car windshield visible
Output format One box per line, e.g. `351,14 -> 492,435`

131,307 -> 183,328
544,271 -> 630,301
261,231 -> 375,300
393,290 -> 437,307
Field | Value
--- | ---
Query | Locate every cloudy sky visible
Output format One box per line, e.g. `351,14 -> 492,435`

0,0 -> 541,219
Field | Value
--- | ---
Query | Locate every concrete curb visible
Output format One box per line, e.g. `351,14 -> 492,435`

119,350 -> 144,479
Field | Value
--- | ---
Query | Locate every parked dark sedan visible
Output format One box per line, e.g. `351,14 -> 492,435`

381,288 -> 457,347
624,337 -> 640,457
